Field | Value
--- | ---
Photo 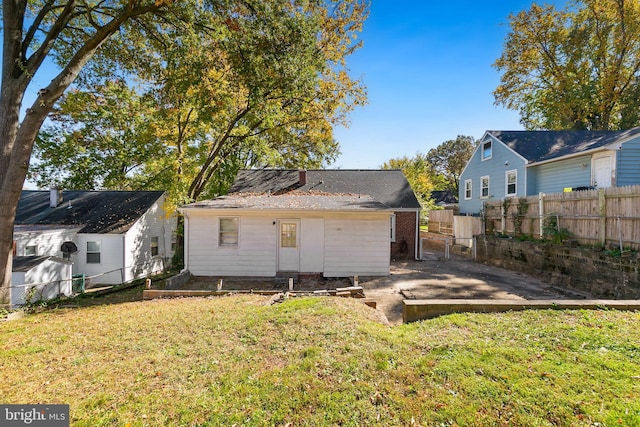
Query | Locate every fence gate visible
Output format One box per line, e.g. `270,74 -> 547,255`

419,236 -> 476,261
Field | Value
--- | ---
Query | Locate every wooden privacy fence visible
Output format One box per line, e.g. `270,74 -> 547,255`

483,185 -> 640,250
428,209 -> 454,235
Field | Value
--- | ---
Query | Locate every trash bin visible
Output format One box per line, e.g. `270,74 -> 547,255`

72,274 -> 85,293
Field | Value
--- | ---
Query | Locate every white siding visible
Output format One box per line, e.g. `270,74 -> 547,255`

13,228 -> 79,258
187,211 -> 277,276
300,218 -> 324,272
11,258 -> 72,307
75,234 -> 124,285
184,210 -> 391,277
124,194 -> 177,282
324,215 -> 390,277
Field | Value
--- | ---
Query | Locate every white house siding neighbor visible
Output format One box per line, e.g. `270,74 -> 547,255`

184,210 -> 390,277
323,214 -> 390,277
11,258 -> 73,307
13,227 -> 79,258
74,234 -> 125,284
124,194 -> 177,282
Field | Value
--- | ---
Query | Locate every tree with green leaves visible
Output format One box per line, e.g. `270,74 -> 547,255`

494,0 -> 640,130
382,154 -> 444,210
0,0 -> 368,299
29,1 -> 367,212
425,135 -> 476,195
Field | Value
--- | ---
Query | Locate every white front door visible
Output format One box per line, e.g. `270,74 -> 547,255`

593,155 -> 613,188
278,219 -> 300,272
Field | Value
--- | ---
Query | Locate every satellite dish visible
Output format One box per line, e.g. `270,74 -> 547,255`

61,241 -> 78,260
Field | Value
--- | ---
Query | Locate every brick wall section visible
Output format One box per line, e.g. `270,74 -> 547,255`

391,211 -> 417,259
476,236 -> 640,298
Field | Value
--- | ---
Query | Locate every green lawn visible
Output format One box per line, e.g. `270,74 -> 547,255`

1,295 -> 639,426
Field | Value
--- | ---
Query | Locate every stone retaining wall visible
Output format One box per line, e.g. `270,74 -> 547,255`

165,271 -> 191,290
475,236 -> 640,299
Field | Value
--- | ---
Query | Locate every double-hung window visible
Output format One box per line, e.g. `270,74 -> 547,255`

482,140 -> 492,160
25,245 -> 37,256
464,179 -> 472,200
480,176 -> 490,199
506,170 -> 517,196
219,217 -> 239,247
87,241 -> 101,264
151,236 -> 159,256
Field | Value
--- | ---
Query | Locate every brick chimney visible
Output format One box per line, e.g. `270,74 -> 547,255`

298,170 -> 307,186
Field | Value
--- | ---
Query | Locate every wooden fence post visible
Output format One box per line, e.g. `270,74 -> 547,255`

538,192 -> 544,238
598,188 -> 606,246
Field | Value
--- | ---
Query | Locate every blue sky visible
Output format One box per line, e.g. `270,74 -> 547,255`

332,0 -> 567,169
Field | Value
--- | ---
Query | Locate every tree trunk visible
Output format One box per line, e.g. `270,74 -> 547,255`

0,0 -> 163,299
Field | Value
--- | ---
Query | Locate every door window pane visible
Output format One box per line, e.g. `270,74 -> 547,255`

281,223 -> 297,248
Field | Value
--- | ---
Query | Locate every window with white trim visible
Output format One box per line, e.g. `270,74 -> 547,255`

506,170 -> 517,196
482,140 -> 492,160
25,245 -> 37,256
87,241 -> 101,264
390,214 -> 396,242
464,179 -> 472,200
480,176 -> 490,199
151,236 -> 159,256
219,217 -> 239,246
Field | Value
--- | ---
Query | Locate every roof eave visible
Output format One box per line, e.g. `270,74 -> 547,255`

525,146 -> 609,167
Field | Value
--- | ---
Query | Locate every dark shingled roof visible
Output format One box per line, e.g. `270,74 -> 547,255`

228,169 -> 421,210
15,190 -> 165,234
489,127 -> 640,163
12,255 -> 68,272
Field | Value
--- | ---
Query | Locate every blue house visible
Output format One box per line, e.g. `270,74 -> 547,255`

459,127 -> 640,215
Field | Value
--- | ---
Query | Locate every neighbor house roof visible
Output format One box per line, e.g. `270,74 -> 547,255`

15,190 -> 165,234
488,127 -> 640,164
182,192 -> 391,211
12,255 -> 71,272
229,169 -> 421,210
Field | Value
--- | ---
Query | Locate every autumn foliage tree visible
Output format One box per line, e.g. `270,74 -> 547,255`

494,0 -> 640,130
30,1 -> 368,211
0,0 -> 368,299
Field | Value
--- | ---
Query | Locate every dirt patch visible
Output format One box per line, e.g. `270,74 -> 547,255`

176,233 -> 589,326
360,256 -> 591,325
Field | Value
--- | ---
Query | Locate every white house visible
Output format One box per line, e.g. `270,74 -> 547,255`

180,192 -> 393,278
14,190 -> 177,285
11,256 -> 73,307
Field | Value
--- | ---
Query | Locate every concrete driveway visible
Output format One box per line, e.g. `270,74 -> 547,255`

360,254 -> 590,325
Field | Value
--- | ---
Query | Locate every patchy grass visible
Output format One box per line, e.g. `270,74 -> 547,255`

1,296 -> 639,426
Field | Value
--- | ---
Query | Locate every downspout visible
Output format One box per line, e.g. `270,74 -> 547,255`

415,210 -> 420,260
182,212 -> 189,273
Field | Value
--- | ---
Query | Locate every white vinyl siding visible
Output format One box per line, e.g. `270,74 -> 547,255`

184,211 -> 390,277
123,193 -> 177,282
506,170 -> 517,196
13,228 -> 79,260
324,215 -> 390,277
